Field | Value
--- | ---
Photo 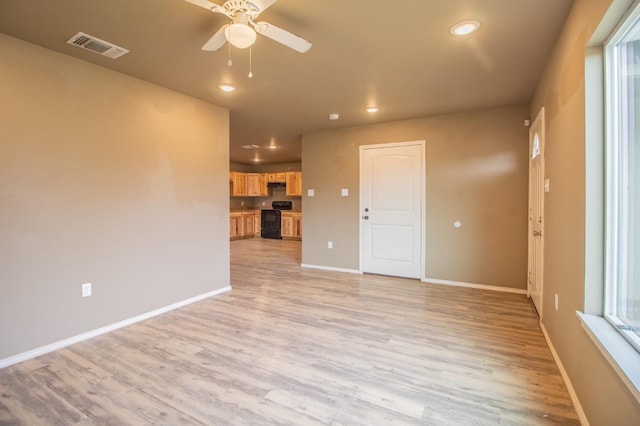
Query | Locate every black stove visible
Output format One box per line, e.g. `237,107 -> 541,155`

261,201 -> 292,239
271,200 -> 292,211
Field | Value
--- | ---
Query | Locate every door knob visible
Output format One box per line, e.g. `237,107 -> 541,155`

533,230 -> 542,236
362,215 -> 369,220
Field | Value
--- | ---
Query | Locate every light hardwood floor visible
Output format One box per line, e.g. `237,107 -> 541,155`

0,238 -> 579,425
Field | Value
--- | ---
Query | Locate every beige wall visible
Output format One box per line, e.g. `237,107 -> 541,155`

0,35 -> 230,360
530,0 -> 640,423
302,105 -> 529,289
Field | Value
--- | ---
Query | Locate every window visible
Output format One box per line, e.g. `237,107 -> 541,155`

532,133 -> 540,159
605,2 -> 640,353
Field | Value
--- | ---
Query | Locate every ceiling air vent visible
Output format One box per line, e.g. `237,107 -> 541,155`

65,32 -> 129,59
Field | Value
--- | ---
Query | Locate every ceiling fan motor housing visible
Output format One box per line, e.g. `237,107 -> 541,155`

223,0 -> 261,19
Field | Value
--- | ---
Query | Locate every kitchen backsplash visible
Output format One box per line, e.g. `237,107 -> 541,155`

230,187 -> 302,211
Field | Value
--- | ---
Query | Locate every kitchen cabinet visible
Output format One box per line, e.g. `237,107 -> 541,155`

230,170 -> 301,197
230,212 -> 243,239
285,172 -> 302,196
246,173 -> 268,197
267,172 -> 286,183
281,214 -> 293,237
242,211 -> 255,237
232,210 -> 300,240
254,210 -> 261,236
230,172 -> 247,197
231,172 -> 268,197
281,211 -> 302,239
231,211 -> 260,239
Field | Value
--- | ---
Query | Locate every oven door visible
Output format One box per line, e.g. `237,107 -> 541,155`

261,210 -> 282,239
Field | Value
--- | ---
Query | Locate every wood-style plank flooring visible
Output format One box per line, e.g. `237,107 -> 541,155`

0,238 -> 579,425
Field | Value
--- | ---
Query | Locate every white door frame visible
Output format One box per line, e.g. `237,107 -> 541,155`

527,107 -> 545,318
359,140 -> 426,279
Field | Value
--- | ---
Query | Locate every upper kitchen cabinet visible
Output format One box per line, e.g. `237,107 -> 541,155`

267,172 -> 286,183
231,172 -> 268,197
247,173 -> 268,197
230,172 -> 247,196
230,170 -> 302,197
285,172 -> 302,196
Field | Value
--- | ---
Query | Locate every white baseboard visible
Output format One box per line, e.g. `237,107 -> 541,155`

540,322 -> 588,426
300,264 -> 363,275
0,285 -> 232,370
422,277 -> 527,295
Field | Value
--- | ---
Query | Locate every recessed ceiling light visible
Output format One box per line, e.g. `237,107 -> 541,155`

450,20 -> 480,36
268,145 -> 278,150
217,83 -> 237,92
366,107 -> 379,113
329,113 -> 340,120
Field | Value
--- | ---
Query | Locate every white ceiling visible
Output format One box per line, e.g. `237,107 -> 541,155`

0,0 -> 573,164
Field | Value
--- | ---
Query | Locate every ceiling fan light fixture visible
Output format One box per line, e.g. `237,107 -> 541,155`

450,20 -> 480,36
225,22 -> 257,48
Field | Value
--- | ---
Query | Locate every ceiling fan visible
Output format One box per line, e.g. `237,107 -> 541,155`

184,0 -> 312,53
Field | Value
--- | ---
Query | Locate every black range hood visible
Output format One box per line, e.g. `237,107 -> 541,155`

267,182 -> 286,188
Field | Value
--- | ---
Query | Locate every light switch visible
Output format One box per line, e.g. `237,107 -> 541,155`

544,178 -> 550,193
341,188 -> 349,197
308,189 -> 315,197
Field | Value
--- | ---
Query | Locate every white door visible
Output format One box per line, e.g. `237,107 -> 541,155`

360,142 -> 424,279
528,108 -> 545,317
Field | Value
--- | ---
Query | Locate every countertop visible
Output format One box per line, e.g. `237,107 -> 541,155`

230,209 -> 302,212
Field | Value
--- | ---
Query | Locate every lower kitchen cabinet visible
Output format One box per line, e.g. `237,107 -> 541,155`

231,210 -> 300,240
281,211 -> 302,239
242,212 -> 254,238
254,211 -> 261,236
230,212 -> 243,239
230,211 -> 261,240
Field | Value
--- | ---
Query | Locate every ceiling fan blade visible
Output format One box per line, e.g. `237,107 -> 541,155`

202,25 -> 229,51
254,21 -> 312,53
248,0 -> 278,13
183,0 -> 225,14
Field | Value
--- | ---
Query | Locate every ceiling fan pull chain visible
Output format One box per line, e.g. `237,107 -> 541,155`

227,19 -> 233,66
248,46 -> 253,78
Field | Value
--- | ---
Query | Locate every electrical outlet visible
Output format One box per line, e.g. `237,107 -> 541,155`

82,282 -> 92,298
328,241 -> 333,249
555,293 -> 559,311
